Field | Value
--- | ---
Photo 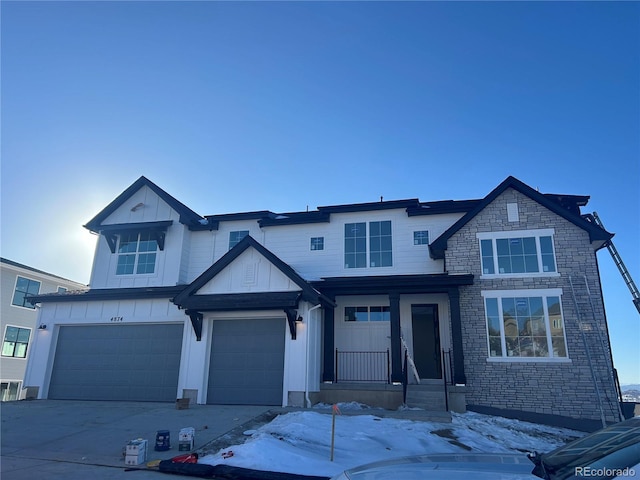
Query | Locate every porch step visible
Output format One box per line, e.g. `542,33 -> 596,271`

405,384 -> 447,411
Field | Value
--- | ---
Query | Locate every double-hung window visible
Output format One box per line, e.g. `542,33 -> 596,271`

116,232 -> 158,275
478,229 -> 557,276
2,326 -> 31,358
345,221 -> 392,269
483,290 -> 568,360
11,277 -> 41,309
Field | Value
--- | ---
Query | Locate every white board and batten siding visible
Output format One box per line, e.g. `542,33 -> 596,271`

89,185 -> 188,289
255,210 -> 466,280
184,209 -> 467,285
197,246 -> 302,294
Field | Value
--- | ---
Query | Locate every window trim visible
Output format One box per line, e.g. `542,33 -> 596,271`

413,230 -> 429,246
481,289 -> 570,363
1,380 -> 23,402
115,232 -> 159,276
2,325 -> 32,359
229,230 -> 250,250
344,221 -> 393,269
477,229 -> 559,278
11,276 -> 41,309
344,305 -> 391,322
310,237 -> 324,251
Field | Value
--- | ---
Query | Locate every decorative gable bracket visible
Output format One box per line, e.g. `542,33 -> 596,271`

186,310 -> 203,341
98,221 -> 173,253
285,308 -> 298,340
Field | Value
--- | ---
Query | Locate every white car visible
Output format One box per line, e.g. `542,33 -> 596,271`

331,417 -> 640,480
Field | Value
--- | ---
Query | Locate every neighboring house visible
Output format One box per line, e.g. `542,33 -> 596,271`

24,176 -> 622,430
0,258 -> 86,401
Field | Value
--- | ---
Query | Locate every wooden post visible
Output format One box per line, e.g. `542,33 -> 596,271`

330,404 -> 340,461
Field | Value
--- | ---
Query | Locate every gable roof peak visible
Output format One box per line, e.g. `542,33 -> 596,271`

429,176 -> 612,258
84,176 -> 204,232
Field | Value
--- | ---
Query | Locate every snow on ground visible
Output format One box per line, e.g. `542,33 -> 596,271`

199,403 -> 583,478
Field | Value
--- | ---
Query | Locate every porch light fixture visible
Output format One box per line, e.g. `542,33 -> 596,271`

38,324 -> 47,330
296,316 -> 303,323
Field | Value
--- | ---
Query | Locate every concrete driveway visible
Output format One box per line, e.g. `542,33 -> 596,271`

1,400 -> 273,480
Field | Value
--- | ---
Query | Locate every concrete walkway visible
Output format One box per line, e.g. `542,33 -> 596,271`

1,400 -> 451,480
1,400 -> 272,480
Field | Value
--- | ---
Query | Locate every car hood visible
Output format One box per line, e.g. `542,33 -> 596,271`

331,453 -> 537,480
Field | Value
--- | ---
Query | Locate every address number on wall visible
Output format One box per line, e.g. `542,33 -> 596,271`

110,316 -> 124,322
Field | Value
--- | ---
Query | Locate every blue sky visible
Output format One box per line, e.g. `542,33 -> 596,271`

1,1 -> 638,384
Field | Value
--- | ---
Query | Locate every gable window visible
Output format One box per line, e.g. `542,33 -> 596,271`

483,290 -> 567,360
12,277 -> 41,309
2,326 -> 31,358
345,221 -> 392,269
478,229 -> 557,277
310,237 -> 324,251
57,286 -> 67,294
229,231 -> 249,250
345,306 -> 390,322
414,230 -> 429,245
116,232 -> 158,275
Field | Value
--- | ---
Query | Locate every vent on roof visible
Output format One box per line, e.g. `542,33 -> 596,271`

244,263 -> 258,286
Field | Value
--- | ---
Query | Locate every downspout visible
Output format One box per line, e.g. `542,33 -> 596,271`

305,303 -> 322,408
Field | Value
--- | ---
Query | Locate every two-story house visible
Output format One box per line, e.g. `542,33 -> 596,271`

1,258 -> 86,401
24,176 -> 622,430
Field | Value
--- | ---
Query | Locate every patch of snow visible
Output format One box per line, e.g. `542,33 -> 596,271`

199,409 -> 583,478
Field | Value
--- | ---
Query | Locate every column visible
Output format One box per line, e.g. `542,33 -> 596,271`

389,292 -> 402,383
448,287 -> 467,384
322,305 -> 335,382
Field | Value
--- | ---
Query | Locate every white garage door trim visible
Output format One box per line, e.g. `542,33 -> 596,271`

48,324 -> 183,402
207,318 -> 285,406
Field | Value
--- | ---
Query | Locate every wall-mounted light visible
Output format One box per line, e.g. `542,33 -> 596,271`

38,324 -> 47,330
296,316 -> 303,323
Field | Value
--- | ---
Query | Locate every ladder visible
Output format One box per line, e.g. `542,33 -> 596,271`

592,212 -> 640,315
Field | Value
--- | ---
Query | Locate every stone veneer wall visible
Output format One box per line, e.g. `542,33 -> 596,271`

445,188 -> 620,425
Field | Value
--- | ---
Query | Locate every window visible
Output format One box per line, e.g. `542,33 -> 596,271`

229,231 -> 249,250
57,286 -> 67,294
345,306 -> 390,322
414,230 -> 429,245
310,237 -> 324,251
483,290 -> 567,359
11,276 -> 41,309
1,381 -> 21,402
478,230 -> 557,276
345,221 -> 392,268
116,232 -> 158,275
2,326 -> 31,358
345,223 -> 366,268
369,221 -> 392,267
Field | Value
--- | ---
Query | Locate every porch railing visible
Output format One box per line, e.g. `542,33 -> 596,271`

442,348 -> 454,386
335,349 -> 390,383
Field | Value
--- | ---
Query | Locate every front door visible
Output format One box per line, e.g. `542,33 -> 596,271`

411,304 -> 441,379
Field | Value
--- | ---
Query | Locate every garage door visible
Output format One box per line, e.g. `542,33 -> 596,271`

208,318 -> 285,405
48,324 -> 183,402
